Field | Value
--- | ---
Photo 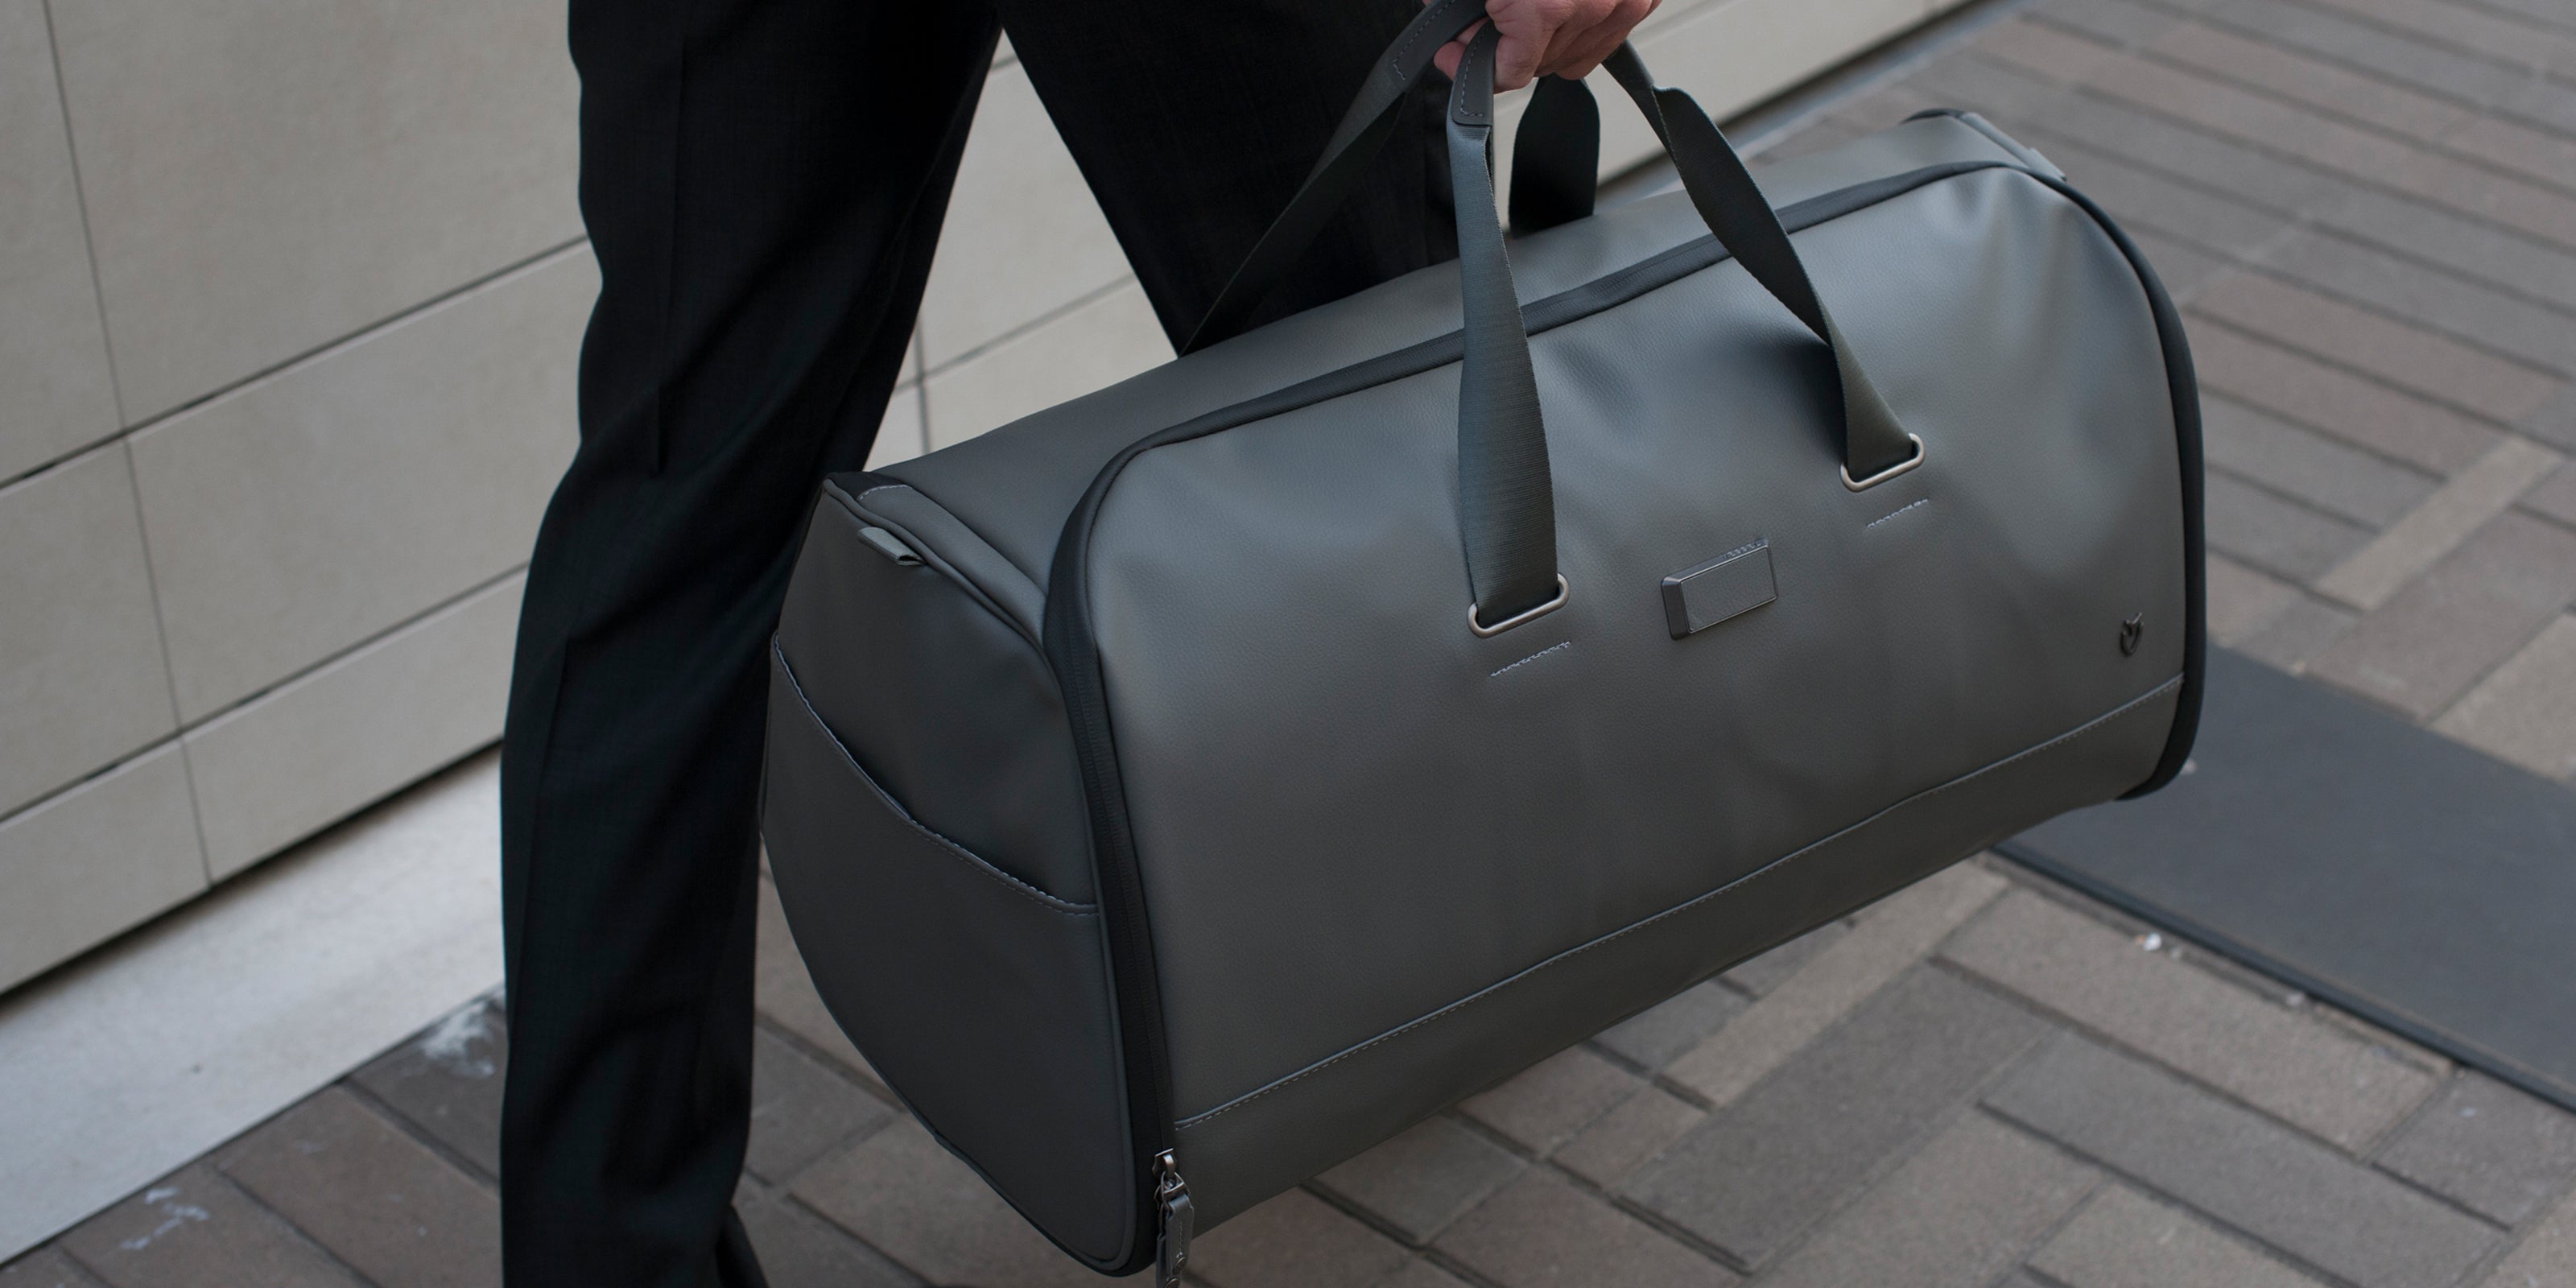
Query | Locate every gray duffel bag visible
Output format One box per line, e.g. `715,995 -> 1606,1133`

761,3 -> 2204,1281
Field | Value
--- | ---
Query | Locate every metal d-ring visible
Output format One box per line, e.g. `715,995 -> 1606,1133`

1468,575 -> 1571,638
1840,433 -> 1927,492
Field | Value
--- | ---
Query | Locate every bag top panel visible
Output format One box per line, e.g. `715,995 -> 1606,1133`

873,114 -> 2043,592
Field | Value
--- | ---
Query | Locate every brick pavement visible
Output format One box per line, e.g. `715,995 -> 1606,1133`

21,857 -> 2576,1288
13,0 -> 2576,1282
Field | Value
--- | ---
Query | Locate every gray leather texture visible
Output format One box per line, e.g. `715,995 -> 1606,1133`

775,491 -> 1093,901
1092,161 -> 2186,1211
762,651 -> 1129,1261
761,107 -> 2199,1270
1174,680 -> 2180,1221
881,115 -> 2040,587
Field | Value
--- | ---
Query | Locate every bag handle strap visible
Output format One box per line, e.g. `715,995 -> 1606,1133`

1594,48 -> 1917,485
1183,0 -> 1493,355
1445,25 -> 1560,625
1199,10 -> 1921,625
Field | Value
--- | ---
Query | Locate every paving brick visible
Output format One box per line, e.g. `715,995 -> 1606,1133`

2192,323 -> 2502,475
1945,890 -> 2438,1148
2434,613 -> 2576,780
2017,35 -> 2576,250
748,1026 -> 894,1184
2031,137 -> 2297,258
2522,458 -> 2576,526
732,1179 -> 919,1288
2310,511 -> 2576,718
1436,1170 -> 1736,1288
756,876 -> 891,1098
2498,79 -> 2576,143
2323,188 -> 2576,316
2450,114 -> 2576,194
1593,981 -> 1747,1071
1664,865 -> 2004,1108
2203,471 -> 2376,582
1908,49 -> 2067,125
0,1250 -> 101,1287
2257,231 -> 2576,377
1717,919 -> 1850,998
2233,593 -> 2359,671
2033,0 -> 2185,48
1981,19 -> 2128,83
1554,1087 -> 1707,1188
2524,384 -> 2576,454
2377,1074 -> 2576,1225
2194,273 -> 2560,423
1757,1114 -> 2096,1288
1987,1034 -> 2500,1288
351,994 -> 506,1179
787,1119 -> 1099,1288
2298,0 -> 2576,74
2485,1188 -> 2576,1288
1459,1046 -> 1640,1156
1365,1260 -> 1472,1288
2317,436 -> 2565,610
2146,17 -> 2475,140
1190,1188 -> 1410,1288
2029,1184 -> 2330,1288
2199,0 -> 2544,123
59,1165 -> 361,1288
2207,551 -> 2303,644
1626,968 -> 2051,1267
2126,227 -> 2232,301
2471,0 -> 2576,32
1821,82 -> 1945,135
2203,394 -> 2438,527
2017,89 -> 2359,219
1313,1116 -> 1525,1245
217,1088 -> 497,1288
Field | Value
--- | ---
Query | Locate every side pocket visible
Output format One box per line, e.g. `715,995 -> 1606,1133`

762,648 -> 1134,1268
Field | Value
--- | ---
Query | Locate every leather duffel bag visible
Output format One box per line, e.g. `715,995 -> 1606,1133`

761,2 -> 2203,1281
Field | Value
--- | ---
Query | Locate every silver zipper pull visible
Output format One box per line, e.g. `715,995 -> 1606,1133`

1154,1150 -> 1194,1288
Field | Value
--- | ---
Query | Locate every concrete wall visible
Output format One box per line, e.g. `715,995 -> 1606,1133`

0,0 -> 1970,993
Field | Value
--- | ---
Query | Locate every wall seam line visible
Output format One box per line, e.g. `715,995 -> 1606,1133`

35,0 -> 126,431
115,235 -> 592,438
172,564 -> 531,734
109,436 -> 212,882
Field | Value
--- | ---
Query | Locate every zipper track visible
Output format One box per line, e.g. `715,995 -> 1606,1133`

1034,157 -> 2205,1274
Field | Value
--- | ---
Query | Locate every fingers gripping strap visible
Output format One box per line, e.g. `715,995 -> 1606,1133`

1448,27 -> 1561,622
1601,47 -> 1914,479
1183,0 -> 1490,353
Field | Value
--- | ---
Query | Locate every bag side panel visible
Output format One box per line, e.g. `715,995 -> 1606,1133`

776,494 -> 1092,901
762,499 -> 1131,1265
762,656 -> 1132,1265
1177,679 -> 2178,1221
1085,167 -> 2188,1218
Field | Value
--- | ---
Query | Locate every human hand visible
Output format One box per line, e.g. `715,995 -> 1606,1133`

1431,0 -> 1662,93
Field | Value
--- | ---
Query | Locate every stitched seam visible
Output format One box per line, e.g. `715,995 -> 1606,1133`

774,642 -> 1096,917
1176,675 -> 2182,1129
1489,641 -> 1571,678
1391,7 -> 1447,76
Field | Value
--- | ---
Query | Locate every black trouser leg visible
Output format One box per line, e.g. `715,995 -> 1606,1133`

500,1 -> 998,1283
502,0 -> 1451,1283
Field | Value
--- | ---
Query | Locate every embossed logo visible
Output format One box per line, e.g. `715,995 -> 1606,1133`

2120,614 -> 2145,657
